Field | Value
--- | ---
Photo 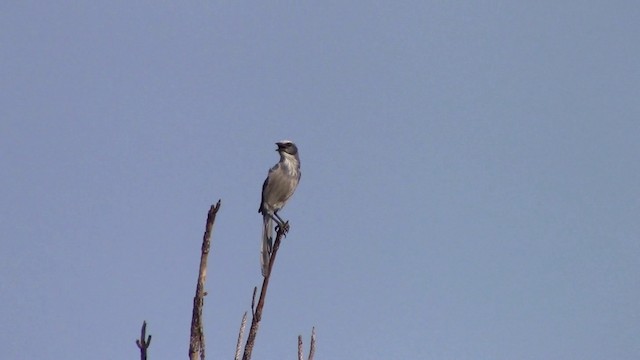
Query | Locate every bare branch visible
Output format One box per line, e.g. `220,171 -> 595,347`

251,287 -> 257,316
188,201 -> 222,360
241,224 -> 288,360
298,335 -> 304,360
308,327 -> 316,360
234,312 -> 248,360
135,321 -> 151,360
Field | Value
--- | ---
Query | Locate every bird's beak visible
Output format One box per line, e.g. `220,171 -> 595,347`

275,142 -> 284,151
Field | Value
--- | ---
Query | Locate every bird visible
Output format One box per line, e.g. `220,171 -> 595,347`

259,140 -> 301,277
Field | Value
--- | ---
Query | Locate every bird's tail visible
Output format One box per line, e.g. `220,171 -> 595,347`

261,214 -> 273,277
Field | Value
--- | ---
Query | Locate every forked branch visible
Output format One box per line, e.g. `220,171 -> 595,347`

135,321 -> 152,360
240,225 -> 287,360
298,327 -> 317,360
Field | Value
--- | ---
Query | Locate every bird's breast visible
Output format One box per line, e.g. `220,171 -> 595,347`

281,157 -> 300,178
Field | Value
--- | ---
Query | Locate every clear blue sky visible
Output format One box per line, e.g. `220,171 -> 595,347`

2,2 -> 639,359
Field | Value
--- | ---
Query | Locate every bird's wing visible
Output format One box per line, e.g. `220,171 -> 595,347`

259,163 -> 281,213
262,165 -> 298,211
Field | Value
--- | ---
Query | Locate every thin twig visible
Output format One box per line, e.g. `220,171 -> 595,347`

234,312 -> 248,360
308,327 -> 316,360
298,335 -> 304,360
241,225 -> 288,360
135,321 -> 152,360
188,201 -> 222,360
251,287 -> 257,316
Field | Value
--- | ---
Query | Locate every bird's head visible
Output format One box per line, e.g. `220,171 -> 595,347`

276,140 -> 299,156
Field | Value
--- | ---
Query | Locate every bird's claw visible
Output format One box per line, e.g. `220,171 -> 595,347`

275,221 -> 290,236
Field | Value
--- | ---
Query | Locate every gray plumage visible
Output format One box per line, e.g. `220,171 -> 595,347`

259,140 -> 301,277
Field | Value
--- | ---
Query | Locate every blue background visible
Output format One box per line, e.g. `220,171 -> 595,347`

2,2 -> 639,359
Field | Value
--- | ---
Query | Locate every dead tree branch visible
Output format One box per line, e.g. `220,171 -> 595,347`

297,327 -> 317,360
308,327 -> 317,360
241,225 -> 288,360
188,201 -> 222,360
298,335 -> 304,360
234,312 -> 248,360
135,321 -> 152,360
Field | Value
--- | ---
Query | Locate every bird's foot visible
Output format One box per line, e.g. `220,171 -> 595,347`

275,221 -> 290,236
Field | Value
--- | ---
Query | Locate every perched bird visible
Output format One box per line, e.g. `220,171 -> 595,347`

259,140 -> 301,276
